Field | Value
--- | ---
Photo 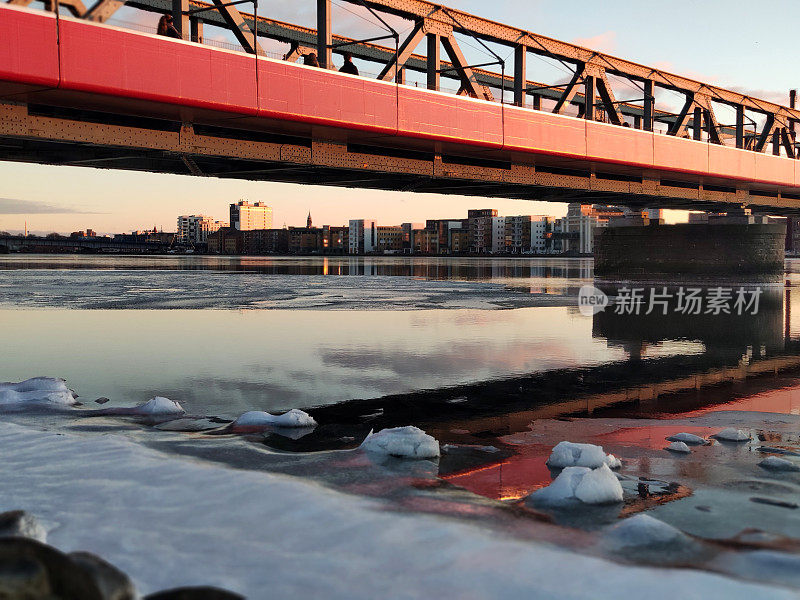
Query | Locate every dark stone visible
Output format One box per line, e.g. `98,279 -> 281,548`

95,397 -> 111,404
144,587 -> 245,600
69,551 -> 137,600
0,510 -> 43,541
0,555 -> 50,598
0,538 -> 104,599
637,482 -> 649,498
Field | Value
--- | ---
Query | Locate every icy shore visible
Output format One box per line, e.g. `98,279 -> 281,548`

0,421 -> 794,599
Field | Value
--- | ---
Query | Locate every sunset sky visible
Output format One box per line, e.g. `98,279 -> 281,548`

1,0 -> 797,234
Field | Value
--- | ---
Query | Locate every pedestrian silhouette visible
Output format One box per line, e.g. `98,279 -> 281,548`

157,14 -> 182,39
303,52 -> 320,67
339,52 -> 359,75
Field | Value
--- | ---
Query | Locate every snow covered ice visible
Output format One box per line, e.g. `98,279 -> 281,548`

231,409 -> 316,430
759,456 -> 800,472
131,396 -> 184,416
603,514 -> 689,550
666,432 -> 706,445
546,441 -> 621,469
713,428 -> 750,442
0,377 -> 77,407
2,421 -> 794,599
530,464 -> 623,506
666,441 -> 691,453
360,426 -> 440,459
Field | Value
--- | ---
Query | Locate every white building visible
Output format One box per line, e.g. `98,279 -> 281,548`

530,216 -> 554,254
177,215 -> 227,244
230,201 -> 272,231
349,219 -> 378,254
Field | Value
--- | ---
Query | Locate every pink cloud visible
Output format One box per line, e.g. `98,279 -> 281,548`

572,31 -> 617,53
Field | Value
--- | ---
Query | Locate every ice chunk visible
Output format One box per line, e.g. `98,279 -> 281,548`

530,467 -> 591,505
530,464 -> 622,506
231,409 -> 316,430
759,456 -> 800,472
604,514 -> 687,549
360,426 -> 440,459
666,441 -> 691,453
574,464 -> 624,504
714,428 -> 750,442
547,441 -> 617,469
133,397 -> 184,416
605,454 -> 622,469
666,432 -> 706,445
0,378 -> 77,407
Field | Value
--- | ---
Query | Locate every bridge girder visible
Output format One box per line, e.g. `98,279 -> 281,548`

2,101 -> 799,215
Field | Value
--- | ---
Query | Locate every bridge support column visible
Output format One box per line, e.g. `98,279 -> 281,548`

317,0 -> 332,69
190,17 -> 203,43
643,80 -> 654,132
513,44 -> 527,107
426,34 -> 440,91
172,0 -> 190,40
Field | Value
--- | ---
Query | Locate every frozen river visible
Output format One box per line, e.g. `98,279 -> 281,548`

5,254 -> 800,597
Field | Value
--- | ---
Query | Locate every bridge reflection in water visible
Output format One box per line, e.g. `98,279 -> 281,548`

295,282 -> 800,501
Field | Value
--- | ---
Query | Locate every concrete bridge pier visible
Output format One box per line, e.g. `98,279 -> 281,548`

594,222 -> 787,282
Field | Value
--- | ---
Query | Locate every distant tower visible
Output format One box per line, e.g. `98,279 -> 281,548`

307,211 -> 312,228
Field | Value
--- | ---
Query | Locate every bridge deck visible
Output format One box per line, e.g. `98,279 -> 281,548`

2,5 -> 800,209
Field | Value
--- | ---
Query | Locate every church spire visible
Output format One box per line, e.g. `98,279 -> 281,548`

306,211 -> 312,228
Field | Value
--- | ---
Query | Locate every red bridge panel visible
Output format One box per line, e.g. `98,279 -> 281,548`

755,153 -> 796,188
585,121 -> 654,169
653,135 -> 710,178
0,6 -> 59,89
58,17 -> 258,115
709,144 -> 756,183
257,58 -> 396,134
503,105 -> 586,158
398,86 -> 502,147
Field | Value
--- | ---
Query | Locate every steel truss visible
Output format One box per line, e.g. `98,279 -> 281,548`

7,0 -> 800,156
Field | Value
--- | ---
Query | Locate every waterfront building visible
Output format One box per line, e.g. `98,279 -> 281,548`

322,225 -> 349,253
230,201 -> 272,231
491,216 -> 506,254
468,209 -> 497,254
349,219 -> 378,254
450,228 -> 470,254
401,223 -> 424,253
375,225 -> 404,253
207,227 -> 243,254
177,215 -> 227,245
413,228 -> 439,254
530,216 -> 554,254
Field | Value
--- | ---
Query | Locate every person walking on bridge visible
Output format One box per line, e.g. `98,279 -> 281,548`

303,52 -> 320,67
339,52 -> 359,76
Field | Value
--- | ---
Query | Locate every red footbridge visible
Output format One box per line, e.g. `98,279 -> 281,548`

2,0 -> 800,211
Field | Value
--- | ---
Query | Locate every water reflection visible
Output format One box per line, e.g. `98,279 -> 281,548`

0,254 -> 594,281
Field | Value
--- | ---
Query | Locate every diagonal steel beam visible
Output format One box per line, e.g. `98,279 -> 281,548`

440,35 -> 492,101
211,0 -> 264,55
552,68 -> 583,115
377,20 -> 424,81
